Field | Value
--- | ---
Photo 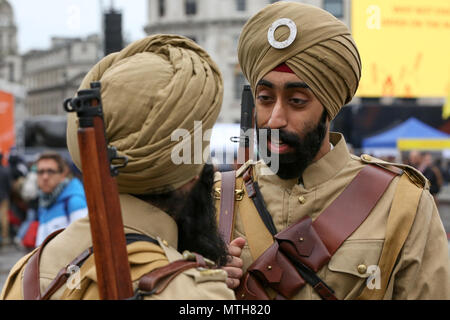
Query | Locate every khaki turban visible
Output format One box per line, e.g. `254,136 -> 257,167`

67,35 -> 223,194
238,2 -> 361,120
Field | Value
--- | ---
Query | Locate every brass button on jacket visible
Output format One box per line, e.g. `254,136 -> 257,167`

298,196 -> 306,204
357,264 -> 368,275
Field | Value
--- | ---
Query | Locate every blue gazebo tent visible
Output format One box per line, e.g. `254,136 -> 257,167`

362,117 -> 450,149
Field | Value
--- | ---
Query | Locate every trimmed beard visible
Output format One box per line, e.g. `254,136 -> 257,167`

258,109 -> 328,180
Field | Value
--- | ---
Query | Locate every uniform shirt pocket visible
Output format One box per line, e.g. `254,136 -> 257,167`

325,239 -> 384,299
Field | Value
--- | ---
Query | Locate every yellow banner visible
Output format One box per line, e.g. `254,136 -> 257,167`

443,89 -> 450,119
397,139 -> 450,150
352,0 -> 450,98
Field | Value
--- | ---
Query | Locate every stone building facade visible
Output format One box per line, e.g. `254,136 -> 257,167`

22,35 -> 102,116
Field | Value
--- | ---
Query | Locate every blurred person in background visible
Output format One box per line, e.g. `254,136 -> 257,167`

408,150 -> 423,169
421,152 -> 444,203
7,149 -> 29,240
408,150 -> 443,202
35,152 -> 88,247
8,148 -> 28,183
0,152 -> 12,246
14,163 -> 39,249
441,160 -> 450,186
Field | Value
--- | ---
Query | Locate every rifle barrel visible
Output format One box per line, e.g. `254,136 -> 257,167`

67,83 -> 133,300
238,85 -> 255,167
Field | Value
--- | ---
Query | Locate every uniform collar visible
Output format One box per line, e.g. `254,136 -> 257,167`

256,132 -> 350,190
301,132 -> 350,189
119,194 -> 178,249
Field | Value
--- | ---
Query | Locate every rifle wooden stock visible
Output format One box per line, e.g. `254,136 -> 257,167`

64,83 -> 133,300
237,85 -> 255,168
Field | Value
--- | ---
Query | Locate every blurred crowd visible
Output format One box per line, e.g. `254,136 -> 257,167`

0,150 -> 87,251
406,151 -> 447,205
375,150 -> 448,205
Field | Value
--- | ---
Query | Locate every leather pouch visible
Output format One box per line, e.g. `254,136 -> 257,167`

275,216 -> 331,272
246,242 -> 306,299
235,272 -> 270,300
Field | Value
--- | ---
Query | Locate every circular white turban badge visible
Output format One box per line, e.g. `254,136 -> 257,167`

267,18 -> 298,49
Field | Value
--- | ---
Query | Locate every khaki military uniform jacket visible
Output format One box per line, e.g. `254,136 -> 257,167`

216,132 -> 450,300
1,194 -> 235,300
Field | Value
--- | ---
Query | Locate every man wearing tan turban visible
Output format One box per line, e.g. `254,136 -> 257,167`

1,35 -> 235,300
217,2 -> 450,300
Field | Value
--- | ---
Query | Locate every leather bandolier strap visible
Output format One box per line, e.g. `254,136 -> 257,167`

22,231 -> 212,300
217,164 -> 399,300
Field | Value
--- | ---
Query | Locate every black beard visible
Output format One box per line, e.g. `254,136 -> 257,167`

169,164 -> 228,267
258,110 -> 328,180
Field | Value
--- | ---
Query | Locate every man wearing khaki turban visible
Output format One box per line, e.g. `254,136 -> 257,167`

218,2 -> 450,300
1,35 -> 235,300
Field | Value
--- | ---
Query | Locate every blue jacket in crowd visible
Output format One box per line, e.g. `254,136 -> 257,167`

36,178 -> 88,246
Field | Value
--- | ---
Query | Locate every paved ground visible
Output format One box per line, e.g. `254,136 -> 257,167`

1,187 -> 450,294
0,244 -> 29,293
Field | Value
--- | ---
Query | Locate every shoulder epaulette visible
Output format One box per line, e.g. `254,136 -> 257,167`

359,153 -> 429,189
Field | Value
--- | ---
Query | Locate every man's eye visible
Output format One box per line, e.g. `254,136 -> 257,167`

257,95 -> 273,103
290,98 -> 307,105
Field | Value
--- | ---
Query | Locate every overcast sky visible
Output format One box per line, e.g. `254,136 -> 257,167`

8,0 -> 148,54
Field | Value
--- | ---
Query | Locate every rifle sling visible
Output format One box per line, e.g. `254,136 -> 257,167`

243,173 -> 277,236
218,170 -> 237,244
22,232 -> 159,300
290,253 -> 337,299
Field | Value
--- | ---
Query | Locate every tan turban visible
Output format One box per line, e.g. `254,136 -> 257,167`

238,2 -> 361,120
67,35 -> 223,194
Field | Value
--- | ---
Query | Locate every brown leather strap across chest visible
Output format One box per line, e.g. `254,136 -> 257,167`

218,170 -> 237,244
275,164 -> 399,272
218,164 -> 400,300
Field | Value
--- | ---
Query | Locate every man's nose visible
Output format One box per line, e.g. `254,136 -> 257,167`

267,100 -> 288,129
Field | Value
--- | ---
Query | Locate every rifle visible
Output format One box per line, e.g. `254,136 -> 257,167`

63,82 -> 133,300
236,85 -> 255,168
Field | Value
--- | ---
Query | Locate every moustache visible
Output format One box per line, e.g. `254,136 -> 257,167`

258,127 -> 303,162
259,128 -> 302,148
